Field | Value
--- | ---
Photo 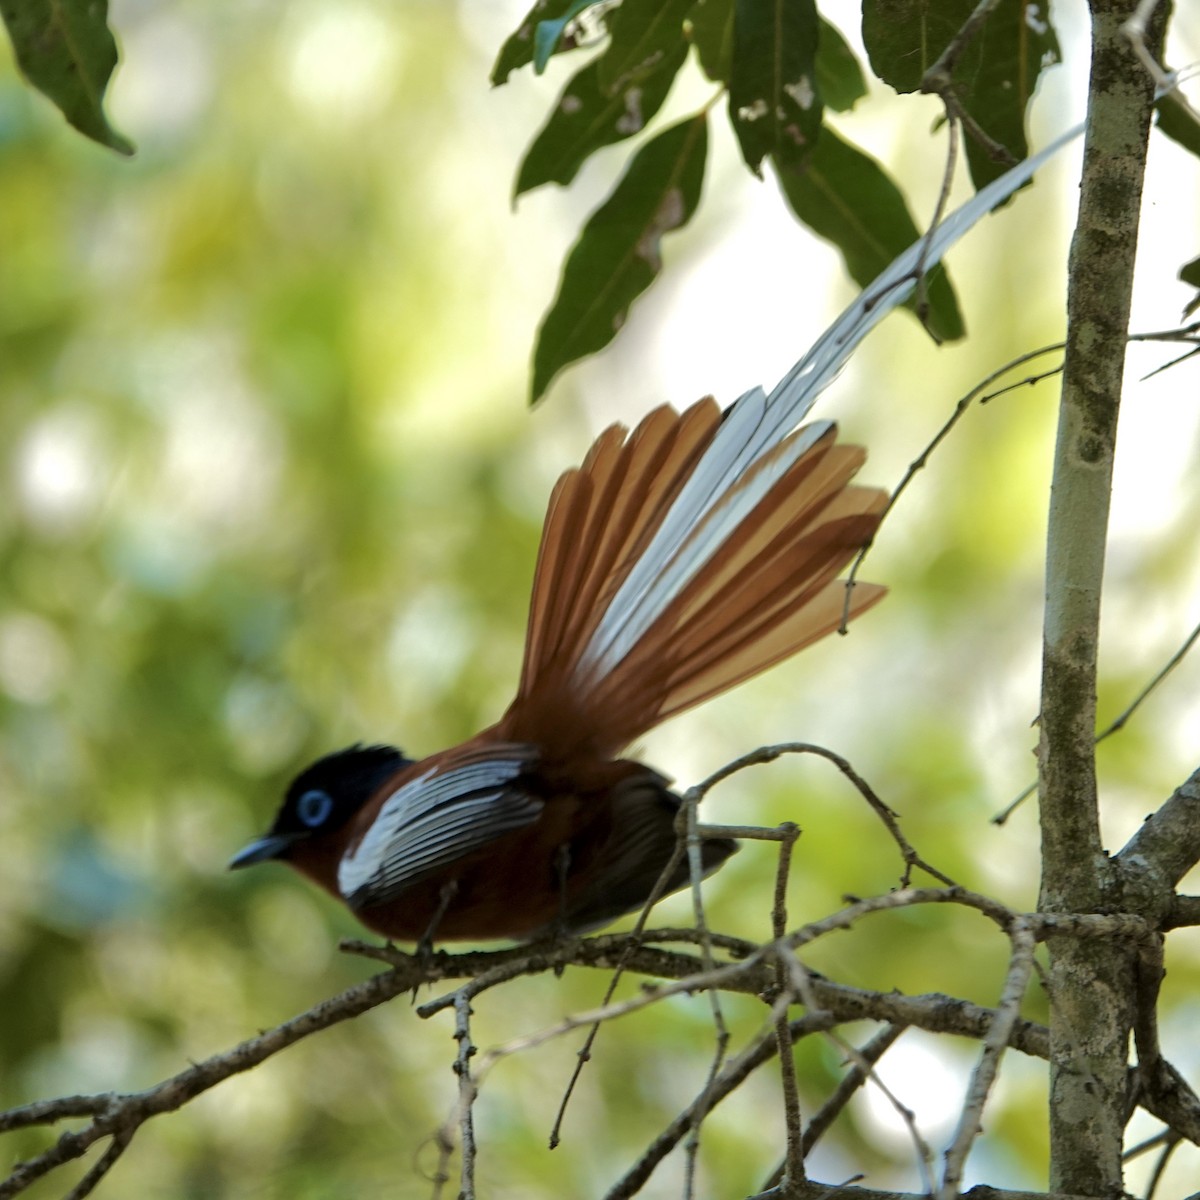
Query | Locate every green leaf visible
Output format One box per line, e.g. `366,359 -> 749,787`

0,0 -> 133,154
1156,94 -> 1200,160
491,0 -> 594,85
694,3 -> 863,115
689,0 -> 733,83
729,0 -> 822,175
532,113 -> 708,402
773,123 -> 964,341
515,21 -> 689,196
862,0 -> 1060,189
815,20 -> 866,113
598,0 -> 696,93
1180,254 -> 1200,320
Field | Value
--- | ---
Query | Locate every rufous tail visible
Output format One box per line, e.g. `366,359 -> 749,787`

498,397 -> 885,759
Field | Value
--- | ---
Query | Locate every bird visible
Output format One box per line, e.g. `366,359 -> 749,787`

230,397 -> 886,942
229,127 -> 1082,945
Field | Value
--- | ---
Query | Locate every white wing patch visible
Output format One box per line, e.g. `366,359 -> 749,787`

337,752 -> 543,909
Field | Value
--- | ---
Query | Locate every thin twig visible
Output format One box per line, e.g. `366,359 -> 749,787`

1123,0 -> 1200,127
804,1026 -> 904,1157
830,1027 -> 937,1193
691,742 -> 956,887
679,786 -> 730,1200
1144,1130 -> 1183,1200
844,342 -> 1066,606
921,0 -> 1005,90
939,917 -> 1037,1198
771,824 -> 806,1186
454,993 -> 478,1198
603,1013 -> 839,1200
548,795 -> 740,1147
62,1128 -> 133,1200
909,108 -> 960,327
0,966 -> 421,1200
994,615 -> 1200,824
762,1024 -> 906,1190
547,839 -> 684,1149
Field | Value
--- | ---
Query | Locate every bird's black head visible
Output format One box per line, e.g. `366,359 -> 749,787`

229,744 -> 411,870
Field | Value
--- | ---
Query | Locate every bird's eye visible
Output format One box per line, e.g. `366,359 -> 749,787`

297,789 -> 334,828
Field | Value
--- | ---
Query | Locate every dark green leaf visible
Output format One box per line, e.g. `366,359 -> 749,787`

1181,254 -> 1200,320
690,0 -> 733,82
862,0 -> 1060,189
815,20 -> 866,113
695,3 -> 862,115
729,0 -> 822,175
1156,94 -> 1200,160
515,32 -> 688,195
0,0 -> 133,154
532,113 -> 708,402
491,0 -> 597,85
598,0 -> 696,93
773,123 -> 964,341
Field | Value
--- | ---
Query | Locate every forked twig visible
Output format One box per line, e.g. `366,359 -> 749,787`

994,614 -> 1200,824
844,342 -> 1066,608
691,741 -> 957,888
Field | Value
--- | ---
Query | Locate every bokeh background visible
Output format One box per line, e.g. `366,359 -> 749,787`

2,1 -> 1200,1196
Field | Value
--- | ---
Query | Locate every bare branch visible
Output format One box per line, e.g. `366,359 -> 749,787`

996,615 -> 1200,825
1164,895 -> 1200,930
771,824 -> 806,1186
939,918 -> 1038,1198
689,741 -> 957,887
0,870 -> 1177,1198
605,1013 -> 839,1200
1119,766 -> 1200,893
0,966 -> 421,1199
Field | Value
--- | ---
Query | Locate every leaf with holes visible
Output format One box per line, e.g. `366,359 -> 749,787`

515,3 -> 690,195
0,0 -> 133,154
729,0 -> 822,175
862,0 -> 1060,190
531,113 -> 708,402
774,123 -> 964,341
695,1 -> 863,116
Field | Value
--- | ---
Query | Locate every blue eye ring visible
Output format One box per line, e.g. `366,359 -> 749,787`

297,789 -> 334,828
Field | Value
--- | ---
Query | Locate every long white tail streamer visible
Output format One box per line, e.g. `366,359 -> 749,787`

583,122 -> 1087,678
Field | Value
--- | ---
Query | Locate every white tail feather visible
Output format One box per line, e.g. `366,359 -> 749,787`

579,123 -> 1085,681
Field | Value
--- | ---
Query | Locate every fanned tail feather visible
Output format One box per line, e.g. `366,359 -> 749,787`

515,400 -> 722,712
498,405 -> 884,758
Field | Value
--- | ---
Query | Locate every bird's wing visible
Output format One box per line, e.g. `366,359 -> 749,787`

337,744 -> 542,909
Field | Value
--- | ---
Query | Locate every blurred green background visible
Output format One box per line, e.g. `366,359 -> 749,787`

2,1 -> 1200,1196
